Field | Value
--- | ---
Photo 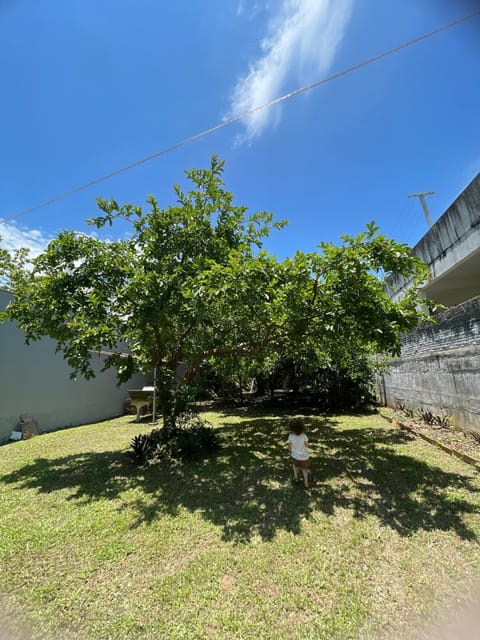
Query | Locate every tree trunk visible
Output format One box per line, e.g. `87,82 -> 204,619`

156,366 -> 177,433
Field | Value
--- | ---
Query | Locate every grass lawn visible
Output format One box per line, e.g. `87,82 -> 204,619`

1,410 -> 479,640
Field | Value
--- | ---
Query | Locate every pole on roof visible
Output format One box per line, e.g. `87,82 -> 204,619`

408,191 -> 435,228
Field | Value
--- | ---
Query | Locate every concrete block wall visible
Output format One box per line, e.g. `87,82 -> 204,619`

376,295 -> 480,433
0,290 -> 147,443
400,297 -> 480,356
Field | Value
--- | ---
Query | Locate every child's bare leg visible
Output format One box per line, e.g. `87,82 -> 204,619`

301,467 -> 309,488
292,463 -> 299,481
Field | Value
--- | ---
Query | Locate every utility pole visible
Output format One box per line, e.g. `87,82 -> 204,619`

408,191 -> 435,228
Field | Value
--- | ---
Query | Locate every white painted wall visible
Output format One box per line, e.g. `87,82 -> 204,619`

0,290 -> 147,442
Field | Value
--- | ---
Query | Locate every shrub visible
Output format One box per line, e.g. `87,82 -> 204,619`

130,411 -> 220,464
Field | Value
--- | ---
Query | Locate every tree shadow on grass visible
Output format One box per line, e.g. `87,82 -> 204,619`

1,411 -> 479,544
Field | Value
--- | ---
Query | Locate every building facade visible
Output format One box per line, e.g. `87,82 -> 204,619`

377,173 -> 480,433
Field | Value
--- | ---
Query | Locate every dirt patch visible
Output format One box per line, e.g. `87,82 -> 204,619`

381,410 -> 480,466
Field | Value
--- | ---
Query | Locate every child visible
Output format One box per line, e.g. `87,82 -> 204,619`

287,416 -> 310,488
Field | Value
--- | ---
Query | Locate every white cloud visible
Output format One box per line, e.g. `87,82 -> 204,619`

227,0 -> 354,143
0,220 -> 53,257
0,221 -> 118,264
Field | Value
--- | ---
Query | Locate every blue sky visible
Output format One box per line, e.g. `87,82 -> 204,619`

1,0 -> 479,260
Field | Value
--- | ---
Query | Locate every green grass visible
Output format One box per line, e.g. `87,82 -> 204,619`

1,410 -> 479,639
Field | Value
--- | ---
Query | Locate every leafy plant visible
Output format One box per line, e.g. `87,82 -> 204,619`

432,414 -> 451,428
420,409 -> 451,428
470,431 -> 480,444
161,412 -> 221,460
130,433 -> 157,464
130,412 -> 220,464
420,408 -> 436,425
403,407 -> 416,419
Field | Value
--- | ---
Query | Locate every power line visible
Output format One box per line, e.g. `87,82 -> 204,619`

2,9 -> 479,225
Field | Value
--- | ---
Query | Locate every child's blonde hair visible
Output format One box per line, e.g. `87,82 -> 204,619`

289,416 -> 305,435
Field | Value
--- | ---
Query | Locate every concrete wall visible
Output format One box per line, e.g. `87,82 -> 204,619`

387,173 -> 480,306
0,290 -> 146,443
376,295 -> 480,433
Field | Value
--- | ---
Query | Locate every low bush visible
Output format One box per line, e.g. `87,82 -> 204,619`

130,411 -> 221,464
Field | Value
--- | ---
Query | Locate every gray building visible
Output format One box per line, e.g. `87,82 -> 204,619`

386,173 -> 480,306
377,173 -> 480,433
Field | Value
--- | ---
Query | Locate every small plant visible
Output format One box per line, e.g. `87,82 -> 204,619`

404,407 -> 416,419
130,411 -> 221,464
432,414 -> 451,429
393,403 -> 418,421
130,433 -> 157,464
420,408 -> 451,428
420,408 -> 436,425
469,431 -> 480,444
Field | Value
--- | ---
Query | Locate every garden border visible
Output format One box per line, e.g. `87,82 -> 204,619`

379,410 -> 480,472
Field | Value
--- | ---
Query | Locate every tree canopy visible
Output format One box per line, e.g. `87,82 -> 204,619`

1,156 -> 429,427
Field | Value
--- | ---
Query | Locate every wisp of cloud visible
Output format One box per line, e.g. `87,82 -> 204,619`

0,220 -> 53,258
227,0 -> 354,143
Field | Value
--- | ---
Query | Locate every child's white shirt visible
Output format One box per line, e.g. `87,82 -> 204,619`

288,432 -> 309,460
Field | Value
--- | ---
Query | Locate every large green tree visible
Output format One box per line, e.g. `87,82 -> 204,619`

1,157 -> 428,428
